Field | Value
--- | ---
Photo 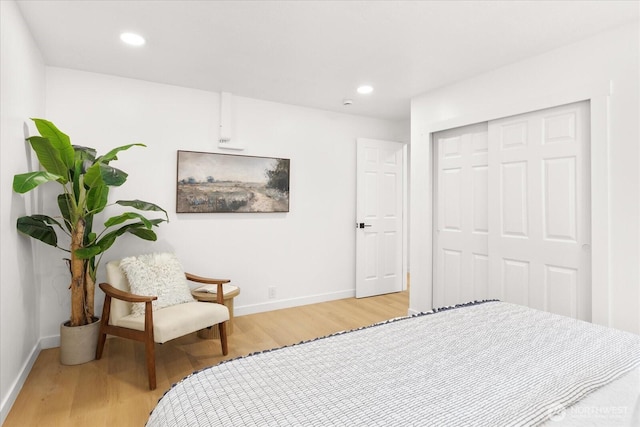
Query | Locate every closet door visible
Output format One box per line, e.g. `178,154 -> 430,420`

487,102 -> 591,320
434,123 -> 489,307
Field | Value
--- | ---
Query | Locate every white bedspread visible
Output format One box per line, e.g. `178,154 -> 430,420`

543,366 -> 640,426
147,301 -> 640,426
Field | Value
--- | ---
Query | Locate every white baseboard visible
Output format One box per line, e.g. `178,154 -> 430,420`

40,334 -> 60,350
407,308 -> 421,316
0,342 -> 41,426
235,289 -> 355,317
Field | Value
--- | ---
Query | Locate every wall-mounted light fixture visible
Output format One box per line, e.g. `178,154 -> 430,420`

218,92 -> 244,150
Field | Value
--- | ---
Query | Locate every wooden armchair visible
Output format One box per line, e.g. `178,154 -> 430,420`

96,258 -> 230,390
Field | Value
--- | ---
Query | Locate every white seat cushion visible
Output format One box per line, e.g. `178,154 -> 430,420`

114,301 -> 229,344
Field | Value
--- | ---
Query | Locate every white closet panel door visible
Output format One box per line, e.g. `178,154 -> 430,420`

488,102 -> 591,321
434,123 -> 489,307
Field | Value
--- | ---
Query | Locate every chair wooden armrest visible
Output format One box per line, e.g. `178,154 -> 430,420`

99,282 -> 158,303
185,273 -> 230,285
185,273 -> 229,304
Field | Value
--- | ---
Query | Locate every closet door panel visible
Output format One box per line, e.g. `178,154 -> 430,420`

434,123 -> 489,308
488,101 -> 590,320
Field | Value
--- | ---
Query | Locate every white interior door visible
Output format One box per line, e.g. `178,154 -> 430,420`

433,101 -> 591,321
488,101 -> 591,320
434,123 -> 489,307
356,138 -> 404,298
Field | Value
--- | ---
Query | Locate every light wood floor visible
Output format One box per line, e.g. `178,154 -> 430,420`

4,290 -> 409,427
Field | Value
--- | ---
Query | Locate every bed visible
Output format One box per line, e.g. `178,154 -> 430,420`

147,300 -> 640,426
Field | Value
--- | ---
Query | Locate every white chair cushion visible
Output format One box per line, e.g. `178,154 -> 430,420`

119,253 -> 194,316
106,260 -> 133,324
114,301 -> 230,344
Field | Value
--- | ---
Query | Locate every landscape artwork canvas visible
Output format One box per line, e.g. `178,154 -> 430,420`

177,151 -> 290,213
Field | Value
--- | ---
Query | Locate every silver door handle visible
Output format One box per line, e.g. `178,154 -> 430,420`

357,222 -> 372,229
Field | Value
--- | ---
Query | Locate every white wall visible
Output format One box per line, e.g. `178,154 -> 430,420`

1,16 -> 405,417
409,21 -> 640,334
40,67 -> 407,342
0,0 -> 46,423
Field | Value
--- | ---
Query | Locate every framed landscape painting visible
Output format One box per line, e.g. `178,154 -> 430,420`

176,150 -> 290,213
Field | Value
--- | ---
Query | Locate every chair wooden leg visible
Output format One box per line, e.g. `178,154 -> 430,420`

218,322 -> 228,355
145,336 -> 156,390
96,330 -> 107,360
95,296 -> 111,360
144,301 -> 157,390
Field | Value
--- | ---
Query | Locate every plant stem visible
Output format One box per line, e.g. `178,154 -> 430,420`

85,266 -> 94,321
70,218 -> 87,326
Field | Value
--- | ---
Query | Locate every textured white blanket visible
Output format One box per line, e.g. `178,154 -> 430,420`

147,301 -> 640,426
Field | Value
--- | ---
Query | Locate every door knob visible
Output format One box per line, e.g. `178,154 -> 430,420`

357,222 -> 372,229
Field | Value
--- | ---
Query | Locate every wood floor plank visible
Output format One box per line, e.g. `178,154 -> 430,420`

4,291 -> 408,427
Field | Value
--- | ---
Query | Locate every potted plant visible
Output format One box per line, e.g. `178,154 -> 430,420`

13,118 -> 168,365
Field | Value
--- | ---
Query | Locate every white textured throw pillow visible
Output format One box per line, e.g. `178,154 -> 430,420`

119,253 -> 194,316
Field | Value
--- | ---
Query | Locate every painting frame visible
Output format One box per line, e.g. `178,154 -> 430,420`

176,150 -> 290,213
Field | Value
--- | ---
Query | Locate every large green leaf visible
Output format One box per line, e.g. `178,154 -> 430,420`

89,221 -> 150,257
73,145 -> 97,163
30,214 -> 66,229
83,162 -> 103,188
72,156 -> 82,202
97,143 -> 146,164
74,245 -> 103,259
83,214 -> 94,244
16,216 -> 58,247
116,199 -> 169,221
73,146 -> 97,184
87,232 -> 97,245
127,228 -> 158,241
57,193 -> 75,232
13,171 -> 61,193
27,136 -> 69,182
104,212 -> 152,229
100,164 -> 128,186
32,118 -> 74,168
85,163 -> 128,188
101,221 -> 158,242
87,185 -> 109,213
94,233 -> 117,253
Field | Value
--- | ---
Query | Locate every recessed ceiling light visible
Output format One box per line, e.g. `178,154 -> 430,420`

120,32 -> 145,46
357,85 -> 374,94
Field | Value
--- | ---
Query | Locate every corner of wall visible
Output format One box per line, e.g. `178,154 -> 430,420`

0,342 -> 41,425
1,0 -> 47,422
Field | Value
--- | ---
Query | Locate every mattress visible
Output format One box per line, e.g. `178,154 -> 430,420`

147,301 -> 640,426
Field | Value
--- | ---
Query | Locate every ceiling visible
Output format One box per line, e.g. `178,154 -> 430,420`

16,1 -> 639,121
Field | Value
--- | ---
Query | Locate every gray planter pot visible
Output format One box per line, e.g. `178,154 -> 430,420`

59,318 -> 100,365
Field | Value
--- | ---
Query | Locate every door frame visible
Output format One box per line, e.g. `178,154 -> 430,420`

355,138 -> 409,297
410,80 -> 611,327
